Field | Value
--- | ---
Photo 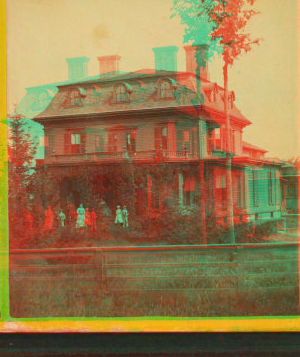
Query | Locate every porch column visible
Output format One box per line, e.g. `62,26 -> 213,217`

198,119 -> 207,159
147,173 -> 152,209
244,168 -> 251,214
199,162 -> 207,245
178,172 -> 183,206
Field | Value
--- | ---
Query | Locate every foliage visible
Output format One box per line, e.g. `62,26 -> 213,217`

8,112 -> 38,246
171,0 -> 260,66
171,0 -> 221,59
8,113 -> 37,202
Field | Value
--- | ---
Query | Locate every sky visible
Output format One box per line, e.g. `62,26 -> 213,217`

6,0 -> 299,159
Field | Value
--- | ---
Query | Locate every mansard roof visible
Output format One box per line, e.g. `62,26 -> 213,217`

242,141 -> 268,153
34,70 -> 251,127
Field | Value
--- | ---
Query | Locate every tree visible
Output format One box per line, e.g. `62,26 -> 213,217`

8,108 -> 37,243
171,0 -> 259,243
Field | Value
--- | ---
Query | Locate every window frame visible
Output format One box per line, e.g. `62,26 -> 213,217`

236,172 -> 245,209
116,85 -> 127,103
160,81 -> 173,99
252,170 -> 259,207
268,170 -> 274,205
64,131 -> 86,154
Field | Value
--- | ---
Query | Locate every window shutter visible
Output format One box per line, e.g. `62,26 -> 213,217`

155,127 -> 161,151
64,133 -> 71,154
176,129 -> 183,152
81,132 -> 86,153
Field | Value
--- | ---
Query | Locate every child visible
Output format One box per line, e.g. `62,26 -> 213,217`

122,206 -> 129,228
43,206 -> 54,231
76,204 -> 85,228
91,208 -> 97,230
114,205 -> 123,229
84,208 -> 92,229
26,211 -> 34,231
58,209 -> 66,228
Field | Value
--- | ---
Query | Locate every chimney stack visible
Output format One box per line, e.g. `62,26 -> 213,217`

97,55 -> 121,77
184,44 -> 209,80
152,46 -> 179,73
66,56 -> 90,81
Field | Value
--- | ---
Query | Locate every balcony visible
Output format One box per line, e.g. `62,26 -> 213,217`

41,150 -> 200,165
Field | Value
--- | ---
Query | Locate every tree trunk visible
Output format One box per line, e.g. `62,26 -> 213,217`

223,62 -> 235,244
196,54 -> 207,245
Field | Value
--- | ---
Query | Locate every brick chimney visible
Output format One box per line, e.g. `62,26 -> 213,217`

97,55 -> 121,77
152,46 -> 179,73
184,44 -> 209,80
66,56 -> 90,81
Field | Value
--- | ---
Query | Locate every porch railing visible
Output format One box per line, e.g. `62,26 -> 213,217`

45,150 -> 199,164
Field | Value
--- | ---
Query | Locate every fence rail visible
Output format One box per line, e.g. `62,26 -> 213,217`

9,243 -> 299,317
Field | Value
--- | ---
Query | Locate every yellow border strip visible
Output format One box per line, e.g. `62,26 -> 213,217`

0,317 -> 300,332
0,0 -> 10,320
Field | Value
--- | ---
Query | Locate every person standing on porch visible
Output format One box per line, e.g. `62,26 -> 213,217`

115,205 -> 123,228
84,208 -> 92,229
26,211 -> 34,231
122,206 -> 129,228
43,206 -> 54,231
91,208 -> 97,230
76,204 -> 85,228
67,201 -> 75,226
58,209 -> 66,228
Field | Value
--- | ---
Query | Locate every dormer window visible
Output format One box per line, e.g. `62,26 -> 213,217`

85,87 -> 96,104
160,81 -> 173,99
228,91 -> 235,109
204,83 -> 218,103
114,83 -> 132,103
228,95 -> 233,109
69,89 -> 81,106
210,89 -> 216,102
116,85 -> 126,102
33,91 -> 49,111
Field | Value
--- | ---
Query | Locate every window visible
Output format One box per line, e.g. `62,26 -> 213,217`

33,92 -> 49,111
268,171 -> 273,205
252,170 -> 259,206
211,128 -> 222,151
125,131 -> 136,153
236,173 -> 245,208
287,181 -> 298,198
85,88 -> 96,104
210,90 -> 216,102
108,133 -> 118,152
230,129 -> 236,152
160,81 -> 173,99
64,132 -> 86,154
228,93 -> 235,109
183,175 -> 196,206
191,128 -> 198,155
44,135 -> 49,157
215,172 -> 227,210
95,134 -> 104,153
177,129 -> 191,153
281,181 -> 286,203
116,85 -> 126,102
155,126 -> 168,151
69,89 -> 81,106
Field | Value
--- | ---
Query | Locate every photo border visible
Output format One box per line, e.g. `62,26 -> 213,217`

1,0 -> 299,333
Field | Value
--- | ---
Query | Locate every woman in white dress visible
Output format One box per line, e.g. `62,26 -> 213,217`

76,203 -> 85,228
114,205 -> 123,228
